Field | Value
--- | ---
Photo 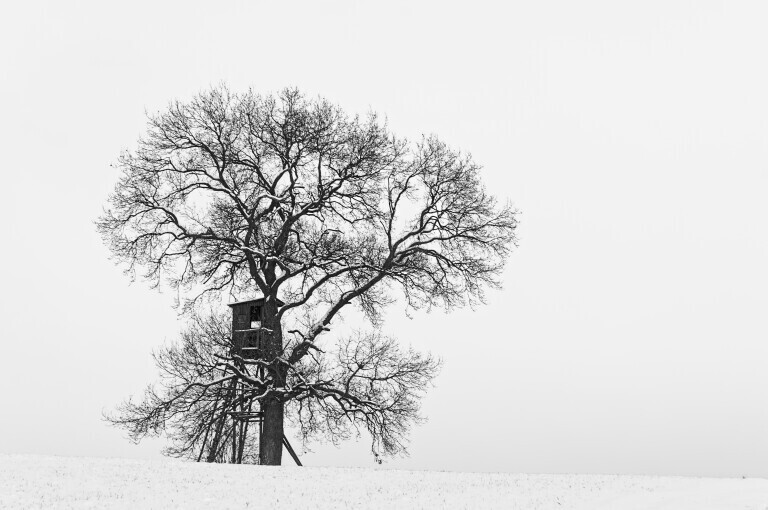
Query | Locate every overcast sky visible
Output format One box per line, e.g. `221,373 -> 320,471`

1,0 -> 767,477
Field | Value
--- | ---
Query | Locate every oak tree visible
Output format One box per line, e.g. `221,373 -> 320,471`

98,86 -> 517,465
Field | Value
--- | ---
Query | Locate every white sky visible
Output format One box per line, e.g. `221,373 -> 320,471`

1,0 -> 767,478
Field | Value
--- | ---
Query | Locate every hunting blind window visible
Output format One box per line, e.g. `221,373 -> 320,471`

249,305 -> 261,329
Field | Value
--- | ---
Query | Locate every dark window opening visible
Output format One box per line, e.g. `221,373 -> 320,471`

249,305 -> 261,329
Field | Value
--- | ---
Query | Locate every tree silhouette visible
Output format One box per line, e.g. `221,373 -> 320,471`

98,86 -> 517,465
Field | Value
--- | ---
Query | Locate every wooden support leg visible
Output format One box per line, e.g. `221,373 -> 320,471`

282,435 -> 302,466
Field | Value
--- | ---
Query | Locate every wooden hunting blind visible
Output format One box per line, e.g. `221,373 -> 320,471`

228,297 -> 284,360
226,296 -> 302,466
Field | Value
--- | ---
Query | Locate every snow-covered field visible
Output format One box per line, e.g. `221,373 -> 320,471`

0,454 -> 766,510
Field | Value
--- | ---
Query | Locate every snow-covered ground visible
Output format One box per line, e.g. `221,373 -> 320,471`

0,454 -> 766,509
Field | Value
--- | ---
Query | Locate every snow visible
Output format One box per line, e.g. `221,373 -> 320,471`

0,454 -> 766,509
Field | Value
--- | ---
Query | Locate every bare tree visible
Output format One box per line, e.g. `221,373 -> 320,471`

98,86 -> 517,465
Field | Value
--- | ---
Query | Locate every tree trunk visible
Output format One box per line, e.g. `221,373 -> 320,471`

259,396 -> 284,465
258,296 -> 284,465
